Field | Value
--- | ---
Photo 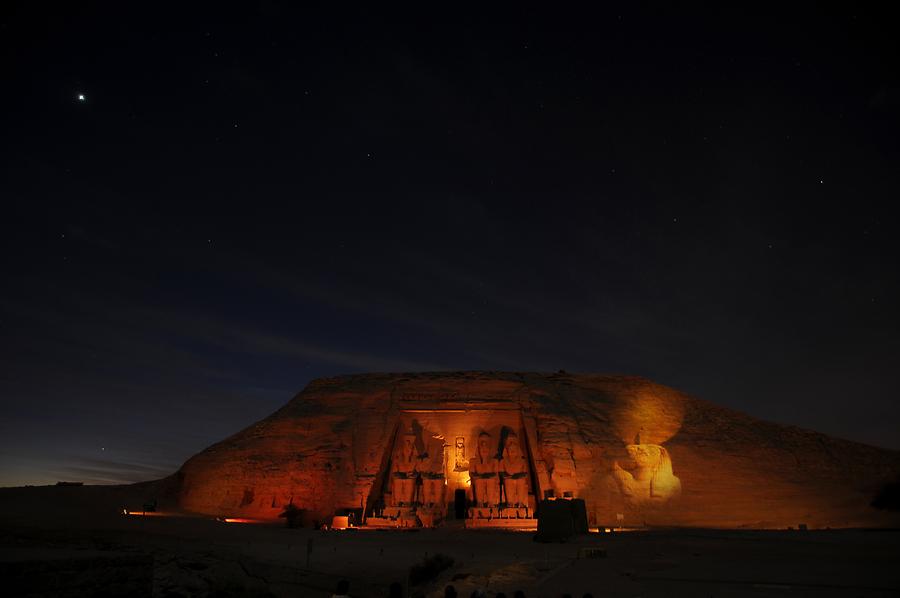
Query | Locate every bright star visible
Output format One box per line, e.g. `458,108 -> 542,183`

77,94 -> 86,102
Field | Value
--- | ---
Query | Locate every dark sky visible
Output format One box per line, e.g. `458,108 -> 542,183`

2,3 -> 898,486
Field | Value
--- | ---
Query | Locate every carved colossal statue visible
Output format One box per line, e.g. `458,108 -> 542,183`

469,432 -> 499,507
611,443 -> 681,505
391,433 -> 418,506
421,436 -> 446,507
500,432 -> 528,507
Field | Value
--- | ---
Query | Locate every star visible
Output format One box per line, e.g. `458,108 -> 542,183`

76,93 -> 86,102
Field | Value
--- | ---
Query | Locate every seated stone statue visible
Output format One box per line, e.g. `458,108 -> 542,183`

611,442 -> 681,505
421,436 -> 446,508
469,432 -> 499,507
500,432 -> 528,508
391,432 -> 418,507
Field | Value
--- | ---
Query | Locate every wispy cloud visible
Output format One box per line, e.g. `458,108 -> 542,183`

2,276 -> 451,379
48,456 -> 177,484
0,455 -> 177,487
131,306 -> 451,373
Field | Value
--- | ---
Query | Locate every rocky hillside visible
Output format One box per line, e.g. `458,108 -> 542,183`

173,372 -> 900,528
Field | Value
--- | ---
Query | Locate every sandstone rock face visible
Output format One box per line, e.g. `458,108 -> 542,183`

173,372 -> 900,528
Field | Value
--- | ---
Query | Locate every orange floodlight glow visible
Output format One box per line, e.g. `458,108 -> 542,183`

222,517 -> 260,524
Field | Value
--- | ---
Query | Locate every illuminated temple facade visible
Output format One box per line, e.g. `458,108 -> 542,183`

173,372 -> 900,529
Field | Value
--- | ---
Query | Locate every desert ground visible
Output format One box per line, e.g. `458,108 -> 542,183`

1,484 -> 898,598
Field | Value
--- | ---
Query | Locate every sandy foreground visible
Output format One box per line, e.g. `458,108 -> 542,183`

1,485 -> 898,597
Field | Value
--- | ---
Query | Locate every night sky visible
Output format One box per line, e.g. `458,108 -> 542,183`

2,4 -> 898,487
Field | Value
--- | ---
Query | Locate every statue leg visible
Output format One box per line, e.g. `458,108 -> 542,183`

423,480 -> 433,505
435,480 -> 445,508
488,479 -> 500,507
393,479 -> 401,506
390,478 -> 400,506
401,479 -> 412,506
429,480 -> 441,507
514,479 -> 526,507
434,480 -> 444,507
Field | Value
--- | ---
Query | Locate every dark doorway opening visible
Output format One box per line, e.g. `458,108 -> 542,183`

454,489 -> 466,519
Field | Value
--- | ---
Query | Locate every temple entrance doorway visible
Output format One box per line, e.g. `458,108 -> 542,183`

454,489 -> 466,519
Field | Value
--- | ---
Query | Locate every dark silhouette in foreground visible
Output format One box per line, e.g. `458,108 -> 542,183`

331,578 -> 350,598
872,478 -> 900,511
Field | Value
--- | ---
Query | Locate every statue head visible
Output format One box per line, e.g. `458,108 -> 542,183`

624,443 -> 681,500
504,433 -> 521,460
626,443 -> 662,468
477,432 -> 492,460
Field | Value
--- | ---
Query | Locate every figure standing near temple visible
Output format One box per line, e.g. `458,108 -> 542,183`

391,431 -> 418,506
470,432 -> 499,507
500,432 -> 528,508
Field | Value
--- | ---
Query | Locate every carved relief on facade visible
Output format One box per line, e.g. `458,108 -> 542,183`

453,436 -> 468,471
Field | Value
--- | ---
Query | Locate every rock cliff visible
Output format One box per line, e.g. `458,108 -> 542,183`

173,372 -> 900,528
